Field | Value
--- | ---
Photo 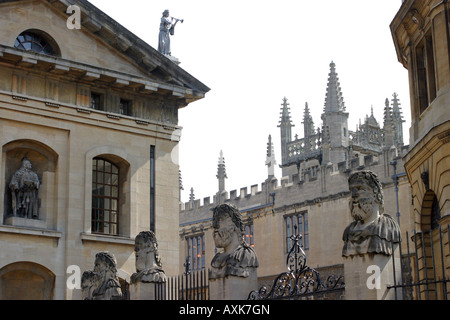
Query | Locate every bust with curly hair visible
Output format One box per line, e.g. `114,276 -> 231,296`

342,170 -> 401,257
210,204 -> 259,279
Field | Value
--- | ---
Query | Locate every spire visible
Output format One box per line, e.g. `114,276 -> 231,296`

189,187 -> 195,202
266,135 -> 276,179
391,92 -> 405,147
217,150 -> 227,192
324,61 -> 346,113
383,98 -> 394,128
279,97 -> 294,166
302,102 -> 315,137
383,97 -> 395,147
179,169 -> 184,191
278,97 -> 294,127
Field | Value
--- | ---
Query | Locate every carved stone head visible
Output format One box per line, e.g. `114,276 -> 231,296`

212,204 -> 245,251
348,170 -> 384,222
134,230 -> 162,272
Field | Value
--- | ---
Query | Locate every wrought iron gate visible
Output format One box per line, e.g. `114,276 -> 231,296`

248,233 -> 345,300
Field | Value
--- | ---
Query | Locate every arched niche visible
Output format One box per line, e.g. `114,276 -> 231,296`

0,261 -> 55,300
2,139 -> 58,228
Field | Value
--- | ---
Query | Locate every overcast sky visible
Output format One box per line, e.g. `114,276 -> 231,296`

89,0 -> 410,203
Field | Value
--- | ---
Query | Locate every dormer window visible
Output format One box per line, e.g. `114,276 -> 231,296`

14,30 -> 60,57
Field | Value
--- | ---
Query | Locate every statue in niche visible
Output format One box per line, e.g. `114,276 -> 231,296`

158,9 -> 183,56
130,231 -> 167,284
82,251 -> 123,300
342,170 -> 401,257
210,204 -> 259,279
9,157 -> 40,219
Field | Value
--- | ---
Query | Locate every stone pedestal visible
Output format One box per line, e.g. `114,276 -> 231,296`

343,245 -> 402,300
4,216 -> 46,229
130,282 -> 157,300
209,270 -> 258,300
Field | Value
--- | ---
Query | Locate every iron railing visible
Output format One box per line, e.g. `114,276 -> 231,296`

388,224 -> 450,300
155,268 -> 209,300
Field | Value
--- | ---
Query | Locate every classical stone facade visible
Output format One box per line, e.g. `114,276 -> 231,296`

0,0 -> 208,299
179,62 -> 415,290
391,0 -> 450,298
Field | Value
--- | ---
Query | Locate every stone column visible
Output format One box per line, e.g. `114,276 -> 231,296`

209,269 -> 258,300
343,245 -> 402,300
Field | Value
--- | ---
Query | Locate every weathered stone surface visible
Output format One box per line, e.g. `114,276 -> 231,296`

342,170 -> 401,257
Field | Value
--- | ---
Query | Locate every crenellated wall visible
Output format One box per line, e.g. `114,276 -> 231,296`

179,144 -> 414,279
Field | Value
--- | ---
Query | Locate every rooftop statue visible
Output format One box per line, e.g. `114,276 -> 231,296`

342,170 -> 401,257
131,231 -> 167,284
9,157 -> 40,219
158,9 -> 183,56
210,204 -> 259,278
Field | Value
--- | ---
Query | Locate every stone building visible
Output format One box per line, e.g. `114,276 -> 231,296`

391,0 -> 450,299
0,0 -> 209,299
179,61 -> 415,290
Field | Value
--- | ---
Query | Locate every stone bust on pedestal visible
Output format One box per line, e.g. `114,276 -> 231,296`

342,170 -> 401,257
130,231 -> 167,284
210,204 -> 259,279
81,251 -> 123,300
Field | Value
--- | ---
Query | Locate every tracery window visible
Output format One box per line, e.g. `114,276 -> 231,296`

14,32 -> 56,56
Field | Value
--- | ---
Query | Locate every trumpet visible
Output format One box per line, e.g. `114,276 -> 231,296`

174,17 -> 184,23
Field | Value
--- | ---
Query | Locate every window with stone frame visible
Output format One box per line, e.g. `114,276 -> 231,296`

91,158 -> 120,235
119,99 -> 132,116
415,30 -> 437,114
186,234 -> 206,272
244,223 -> 255,248
285,211 -> 309,252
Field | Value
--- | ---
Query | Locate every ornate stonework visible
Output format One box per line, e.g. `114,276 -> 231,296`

81,252 -> 123,300
9,157 -> 40,219
342,170 -> 401,257
131,231 -> 167,284
209,204 -> 259,279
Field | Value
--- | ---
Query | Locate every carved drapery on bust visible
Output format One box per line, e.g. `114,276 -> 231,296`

81,251 -> 123,300
209,204 -> 259,279
130,231 -> 167,284
342,170 -> 401,257
9,157 -> 40,219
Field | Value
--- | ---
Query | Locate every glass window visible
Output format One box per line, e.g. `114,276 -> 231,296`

92,158 -> 120,235
285,212 -> 309,252
119,99 -> 132,116
245,223 -> 255,248
186,234 -> 206,271
14,31 -> 55,56
90,93 -> 103,110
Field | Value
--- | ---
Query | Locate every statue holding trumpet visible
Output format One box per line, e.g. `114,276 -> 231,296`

158,9 -> 183,56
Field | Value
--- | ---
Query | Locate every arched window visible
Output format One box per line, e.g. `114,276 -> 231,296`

14,30 -> 59,56
92,158 -> 120,235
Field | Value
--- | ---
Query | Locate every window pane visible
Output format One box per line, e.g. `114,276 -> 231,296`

92,158 -> 120,235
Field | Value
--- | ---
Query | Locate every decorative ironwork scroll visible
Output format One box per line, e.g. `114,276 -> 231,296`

248,231 -> 344,300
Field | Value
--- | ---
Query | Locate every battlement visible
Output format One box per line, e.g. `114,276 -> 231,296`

179,145 -> 408,227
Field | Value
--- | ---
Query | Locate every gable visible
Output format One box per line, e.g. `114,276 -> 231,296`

0,0 -> 209,96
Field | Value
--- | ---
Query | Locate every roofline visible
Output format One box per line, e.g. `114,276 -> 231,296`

0,0 -> 210,94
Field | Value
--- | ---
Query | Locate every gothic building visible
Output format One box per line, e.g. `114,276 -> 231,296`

179,62 -> 414,287
0,0 -> 209,299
